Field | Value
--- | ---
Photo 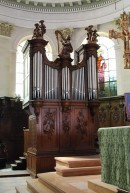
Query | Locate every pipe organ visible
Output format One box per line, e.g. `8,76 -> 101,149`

23,21 -> 100,177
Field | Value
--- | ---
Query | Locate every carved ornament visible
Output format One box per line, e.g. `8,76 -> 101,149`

62,114 -> 71,134
85,25 -> 99,44
76,111 -> 87,138
55,28 -> 73,59
43,110 -> 55,139
32,20 -> 46,39
61,100 -> 71,112
109,11 -> 130,69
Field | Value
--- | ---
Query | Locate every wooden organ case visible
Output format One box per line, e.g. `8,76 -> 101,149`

23,21 -> 100,177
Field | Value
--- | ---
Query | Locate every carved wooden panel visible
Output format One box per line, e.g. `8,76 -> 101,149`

38,106 -> 59,152
71,108 -> 89,151
99,96 -> 125,128
60,111 -> 71,150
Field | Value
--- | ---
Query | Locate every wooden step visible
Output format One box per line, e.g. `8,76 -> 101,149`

15,185 -> 32,193
16,171 -> 101,193
55,156 -> 101,168
38,172 -> 100,193
27,178 -> 57,193
88,179 -> 118,193
55,165 -> 101,177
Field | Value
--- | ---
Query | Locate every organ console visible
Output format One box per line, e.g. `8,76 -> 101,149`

23,21 -> 100,177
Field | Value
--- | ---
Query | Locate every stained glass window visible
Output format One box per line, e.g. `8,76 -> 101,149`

97,36 -> 117,97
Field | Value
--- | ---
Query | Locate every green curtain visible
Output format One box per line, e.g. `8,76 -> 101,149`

98,126 -> 130,191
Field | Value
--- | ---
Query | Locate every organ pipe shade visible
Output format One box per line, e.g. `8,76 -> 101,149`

32,51 -> 42,99
87,55 -> 97,100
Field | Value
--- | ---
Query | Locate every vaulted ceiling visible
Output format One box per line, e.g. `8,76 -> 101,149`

0,0 -> 129,29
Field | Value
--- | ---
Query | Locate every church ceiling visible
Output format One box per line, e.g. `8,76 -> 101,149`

0,0 -> 120,12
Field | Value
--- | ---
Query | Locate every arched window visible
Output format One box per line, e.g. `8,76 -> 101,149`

16,41 -> 25,99
16,38 -> 52,99
97,36 -> 117,97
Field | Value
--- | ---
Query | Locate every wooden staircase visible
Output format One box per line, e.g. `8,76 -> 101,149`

16,155 -> 101,193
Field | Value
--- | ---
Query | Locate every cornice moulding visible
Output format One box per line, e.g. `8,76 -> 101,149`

0,0 -> 120,13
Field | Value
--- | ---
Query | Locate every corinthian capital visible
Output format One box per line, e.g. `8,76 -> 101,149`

0,22 -> 14,37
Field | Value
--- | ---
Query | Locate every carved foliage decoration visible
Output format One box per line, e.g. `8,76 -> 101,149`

0,22 -> 14,37
43,110 -> 56,139
62,113 -> 71,134
111,106 -> 120,123
98,106 -> 108,123
76,111 -> 87,138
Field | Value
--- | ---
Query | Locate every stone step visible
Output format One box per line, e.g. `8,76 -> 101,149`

88,179 -> 118,193
55,156 -> 101,168
11,164 -> 19,170
11,156 -> 27,170
27,178 -> 58,193
55,165 -> 101,177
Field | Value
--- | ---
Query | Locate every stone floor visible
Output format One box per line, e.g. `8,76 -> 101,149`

0,164 -> 31,193
0,168 -> 100,193
0,175 -> 32,193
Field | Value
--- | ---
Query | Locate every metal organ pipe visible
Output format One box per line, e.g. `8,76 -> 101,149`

32,52 -> 43,99
72,70 -> 75,99
79,68 -> 82,100
66,67 -> 70,99
55,69 -> 58,99
39,53 -> 42,98
44,65 -> 58,100
87,56 -> 97,100
37,52 -> 40,97
76,69 -> 78,100
82,67 -> 85,100
92,56 -> 97,99
33,53 -> 37,99
87,58 -> 91,100
71,67 -> 85,100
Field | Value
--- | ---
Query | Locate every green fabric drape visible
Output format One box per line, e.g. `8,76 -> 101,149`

98,126 -> 130,191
